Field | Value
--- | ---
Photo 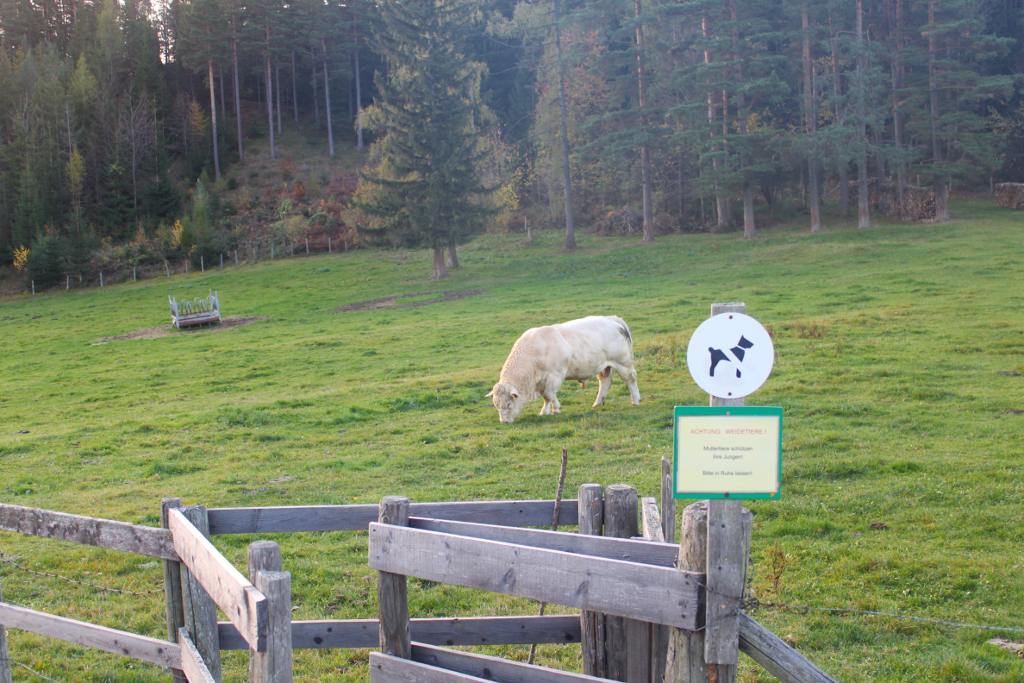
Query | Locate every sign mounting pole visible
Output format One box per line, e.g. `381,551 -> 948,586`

706,303 -> 746,682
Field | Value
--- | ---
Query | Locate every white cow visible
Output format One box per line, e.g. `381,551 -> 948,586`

487,316 -> 641,424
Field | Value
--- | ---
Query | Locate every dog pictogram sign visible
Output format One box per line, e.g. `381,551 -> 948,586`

686,312 -> 774,399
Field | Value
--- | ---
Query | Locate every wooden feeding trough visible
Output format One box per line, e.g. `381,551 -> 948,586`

169,290 -> 221,328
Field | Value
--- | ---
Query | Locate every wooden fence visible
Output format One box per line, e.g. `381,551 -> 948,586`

1,488 -> 836,683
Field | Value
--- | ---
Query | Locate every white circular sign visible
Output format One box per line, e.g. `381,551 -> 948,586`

686,313 -> 774,399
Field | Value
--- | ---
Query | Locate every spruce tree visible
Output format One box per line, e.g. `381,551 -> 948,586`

356,0 -> 493,280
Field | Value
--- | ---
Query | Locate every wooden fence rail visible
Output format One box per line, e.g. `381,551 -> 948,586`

167,508 -> 268,653
371,645 -> 610,683
407,517 -> 678,567
0,600 -> 182,669
368,522 -> 703,631
206,500 -> 581,535
217,615 -> 582,650
0,502 -> 176,560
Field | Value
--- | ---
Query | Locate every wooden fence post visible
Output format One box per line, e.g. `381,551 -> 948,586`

161,498 -> 188,683
0,573 -> 11,683
305,238 -> 309,254
578,483 -> 605,678
665,502 -> 710,683
377,496 -> 411,659
662,457 -> 676,545
704,302 -> 750,683
179,505 -> 222,682
665,302 -> 753,683
248,541 -> 292,683
603,485 -> 649,683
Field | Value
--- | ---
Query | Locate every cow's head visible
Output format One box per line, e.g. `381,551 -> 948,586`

486,382 -> 527,424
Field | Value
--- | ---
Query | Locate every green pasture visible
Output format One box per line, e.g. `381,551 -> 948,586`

1,200 -> 1023,682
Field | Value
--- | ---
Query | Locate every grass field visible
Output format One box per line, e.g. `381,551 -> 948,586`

1,199 -> 1023,683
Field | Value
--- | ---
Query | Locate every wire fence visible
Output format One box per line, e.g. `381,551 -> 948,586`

0,550 -> 163,596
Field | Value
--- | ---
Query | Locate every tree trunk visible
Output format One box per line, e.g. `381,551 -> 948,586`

928,0 -> 949,221
275,62 -> 282,135
323,41 -> 335,158
830,12 -> 849,217
446,244 -> 460,269
292,50 -> 299,123
734,1 -> 755,238
636,0 -> 653,242
265,32 -> 275,160
552,0 -> 576,250
312,54 -> 320,127
355,28 -> 364,150
431,247 -> 450,280
722,89 -> 734,227
219,69 -> 226,124
803,8 -> 820,234
208,59 -> 221,179
893,0 -> 907,202
232,33 -> 243,161
856,0 -> 869,229
705,12 -> 727,231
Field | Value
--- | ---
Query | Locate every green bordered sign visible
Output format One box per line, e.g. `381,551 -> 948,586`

673,406 -> 783,500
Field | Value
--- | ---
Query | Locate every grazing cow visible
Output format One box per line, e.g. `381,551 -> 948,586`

487,316 -> 641,424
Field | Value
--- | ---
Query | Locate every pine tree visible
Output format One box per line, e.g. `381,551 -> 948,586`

178,0 -> 226,178
356,0 -> 493,280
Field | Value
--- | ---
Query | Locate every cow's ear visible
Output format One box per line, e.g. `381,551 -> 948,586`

485,390 -> 494,398
510,391 -> 519,399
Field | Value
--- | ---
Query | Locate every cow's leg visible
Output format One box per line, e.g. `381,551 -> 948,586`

593,367 -> 613,407
540,377 -> 563,415
616,364 -> 641,405
540,397 -> 552,415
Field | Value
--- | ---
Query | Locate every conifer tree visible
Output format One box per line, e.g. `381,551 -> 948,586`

356,0 -> 493,280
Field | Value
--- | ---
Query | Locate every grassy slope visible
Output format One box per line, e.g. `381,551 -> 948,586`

1,199 -> 1023,682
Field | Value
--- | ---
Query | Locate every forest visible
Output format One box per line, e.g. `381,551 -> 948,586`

1,0 -> 1023,285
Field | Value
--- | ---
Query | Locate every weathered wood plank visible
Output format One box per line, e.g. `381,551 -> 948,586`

255,571 -> 293,683
178,628 -> 217,683
641,497 -> 664,544
412,643 -> 609,683
0,503 -> 176,560
218,615 -> 582,650
207,500 -> 581,535
661,457 -> 676,546
168,508 -> 267,652
248,542 -> 290,683
378,497 -> 411,660
0,578 -> 11,683
370,652 -> 489,683
577,484 -> 606,680
407,518 -> 678,568
704,499 -> 750,666
162,498 -> 188,683
0,601 -> 181,669
368,524 -> 701,630
642,494 -> 668,683
665,500 -> 710,683
738,614 -> 839,683
178,506 -> 222,682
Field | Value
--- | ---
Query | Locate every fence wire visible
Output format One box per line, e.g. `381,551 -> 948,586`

0,550 -> 163,596
693,569 -> 1024,636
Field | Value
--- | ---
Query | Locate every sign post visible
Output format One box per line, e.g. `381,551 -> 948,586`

667,302 -> 781,683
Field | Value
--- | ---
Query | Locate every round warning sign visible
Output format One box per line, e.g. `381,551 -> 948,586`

686,313 -> 774,399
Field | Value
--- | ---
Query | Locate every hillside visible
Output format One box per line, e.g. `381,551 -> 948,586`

1,200 -> 1023,682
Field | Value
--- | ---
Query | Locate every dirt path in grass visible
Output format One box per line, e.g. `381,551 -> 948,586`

335,288 -> 488,312
98,315 -> 269,341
